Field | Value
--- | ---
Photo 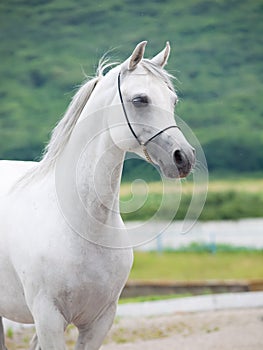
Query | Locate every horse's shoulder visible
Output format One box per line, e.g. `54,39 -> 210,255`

0,160 -> 38,195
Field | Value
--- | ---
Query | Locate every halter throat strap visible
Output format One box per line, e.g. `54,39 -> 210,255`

117,72 -> 180,162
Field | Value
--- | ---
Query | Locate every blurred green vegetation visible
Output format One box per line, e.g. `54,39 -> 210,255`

120,179 -> 263,220
0,0 -> 262,176
121,189 -> 263,221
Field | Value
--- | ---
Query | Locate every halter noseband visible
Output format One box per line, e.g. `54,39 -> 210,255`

117,72 -> 180,163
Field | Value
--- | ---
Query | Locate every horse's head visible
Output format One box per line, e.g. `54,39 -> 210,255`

108,41 -> 195,179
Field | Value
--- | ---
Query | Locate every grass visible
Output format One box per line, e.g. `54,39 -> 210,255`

120,178 -> 263,196
119,293 -> 192,304
129,250 -> 263,281
6,328 -> 14,339
122,245 -> 263,302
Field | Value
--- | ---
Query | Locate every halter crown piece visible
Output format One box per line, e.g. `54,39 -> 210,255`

117,72 -> 180,164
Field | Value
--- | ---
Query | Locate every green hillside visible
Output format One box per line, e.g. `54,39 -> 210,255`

0,0 -> 262,175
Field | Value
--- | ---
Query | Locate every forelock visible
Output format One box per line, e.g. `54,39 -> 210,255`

140,59 -> 175,92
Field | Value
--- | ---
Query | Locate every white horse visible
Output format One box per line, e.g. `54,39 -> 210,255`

0,41 -> 195,349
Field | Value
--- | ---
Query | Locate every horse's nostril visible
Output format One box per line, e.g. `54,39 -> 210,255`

173,150 -> 184,165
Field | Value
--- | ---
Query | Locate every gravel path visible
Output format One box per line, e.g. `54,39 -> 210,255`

102,308 -> 263,350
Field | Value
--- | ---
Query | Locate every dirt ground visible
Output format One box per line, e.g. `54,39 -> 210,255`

104,308 -> 263,350
5,308 -> 263,349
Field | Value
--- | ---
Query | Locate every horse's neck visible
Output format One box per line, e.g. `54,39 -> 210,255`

54,79 -> 124,235
77,124 -> 124,225
54,111 -> 125,247
49,71 -> 129,246
76,75 -> 124,223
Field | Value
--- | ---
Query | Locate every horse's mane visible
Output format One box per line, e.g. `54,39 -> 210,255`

13,59 -> 115,187
40,76 -> 100,172
141,59 -> 175,92
37,59 -> 120,176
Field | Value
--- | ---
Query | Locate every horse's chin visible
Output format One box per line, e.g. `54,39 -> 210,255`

158,164 -> 191,179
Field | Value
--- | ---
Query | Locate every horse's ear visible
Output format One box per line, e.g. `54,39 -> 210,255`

151,41 -> 170,68
123,41 -> 147,71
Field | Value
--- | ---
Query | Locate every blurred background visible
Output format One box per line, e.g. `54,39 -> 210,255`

1,0 -> 263,302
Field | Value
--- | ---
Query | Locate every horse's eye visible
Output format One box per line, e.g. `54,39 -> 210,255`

132,95 -> 149,107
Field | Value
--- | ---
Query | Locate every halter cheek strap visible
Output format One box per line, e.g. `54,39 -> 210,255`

117,72 -> 180,163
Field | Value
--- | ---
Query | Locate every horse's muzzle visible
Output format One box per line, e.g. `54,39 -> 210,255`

173,147 -> 195,178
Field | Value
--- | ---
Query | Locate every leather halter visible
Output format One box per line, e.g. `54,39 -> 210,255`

117,72 -> 180,163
